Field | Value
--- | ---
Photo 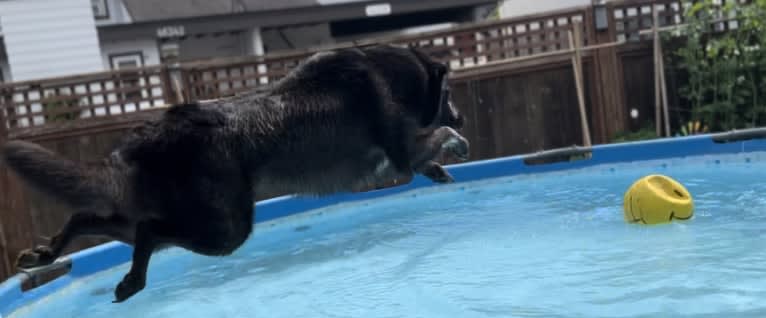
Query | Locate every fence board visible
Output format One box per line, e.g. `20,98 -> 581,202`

0,67 -> 170,131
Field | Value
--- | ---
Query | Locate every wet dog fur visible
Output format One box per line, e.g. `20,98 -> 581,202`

1,44 -> 468,302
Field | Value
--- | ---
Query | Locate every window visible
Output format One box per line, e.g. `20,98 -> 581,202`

109,52 -> 144,102
92,0 -> 110,20
110,52 -> 143,70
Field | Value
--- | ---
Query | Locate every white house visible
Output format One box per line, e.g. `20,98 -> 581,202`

498,0 -> 592,18
0,0 -> 104,82
497,0 -> 628,19
0,0 -> 498,83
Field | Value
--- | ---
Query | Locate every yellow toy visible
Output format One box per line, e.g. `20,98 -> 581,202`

623,175 -> 694,225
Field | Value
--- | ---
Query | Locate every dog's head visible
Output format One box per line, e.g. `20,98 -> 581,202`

408,47 -> 464,131
359,44 -> 464,131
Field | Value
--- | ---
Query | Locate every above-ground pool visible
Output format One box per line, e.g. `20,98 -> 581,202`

2,132 -> 766,318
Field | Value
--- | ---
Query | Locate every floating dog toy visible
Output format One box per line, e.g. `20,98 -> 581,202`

623,174 -> 693,225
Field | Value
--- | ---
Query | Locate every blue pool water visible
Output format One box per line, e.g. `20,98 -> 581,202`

8,153 -> 766,318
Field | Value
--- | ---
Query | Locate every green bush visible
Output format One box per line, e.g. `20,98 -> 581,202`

42,93 -> 81,123
670,0 -> 766,132
612,123 -> 658,143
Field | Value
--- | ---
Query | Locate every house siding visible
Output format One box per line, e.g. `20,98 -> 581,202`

499,0 -> 590,18
0,0 -> 104,81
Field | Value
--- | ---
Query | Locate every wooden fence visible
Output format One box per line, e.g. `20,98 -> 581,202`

0,0 -> 716,281
0,0 -> 693,135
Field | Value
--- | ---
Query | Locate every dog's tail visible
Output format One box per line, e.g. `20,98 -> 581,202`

1,140 -> 120,210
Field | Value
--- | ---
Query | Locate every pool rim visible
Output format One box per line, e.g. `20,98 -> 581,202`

2,129 -> 766,316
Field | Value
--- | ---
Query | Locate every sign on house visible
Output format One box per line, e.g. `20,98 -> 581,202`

157,25 -> 185,38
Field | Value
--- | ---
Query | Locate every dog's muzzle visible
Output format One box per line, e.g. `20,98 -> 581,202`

446,101 -> 464,130
439,79 -> 463,130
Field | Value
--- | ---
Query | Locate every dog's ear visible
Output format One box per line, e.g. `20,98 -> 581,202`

431,62 -> 448,82
409,47 -> 449,127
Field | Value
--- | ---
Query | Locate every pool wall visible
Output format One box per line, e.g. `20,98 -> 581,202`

2,130 -> 766,316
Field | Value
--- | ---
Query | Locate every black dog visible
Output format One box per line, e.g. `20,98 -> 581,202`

1,44 -> 468,303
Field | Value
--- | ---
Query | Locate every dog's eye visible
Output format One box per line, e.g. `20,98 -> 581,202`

452,114 -> 464,128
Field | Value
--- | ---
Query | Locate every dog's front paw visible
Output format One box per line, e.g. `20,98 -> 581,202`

431,172 -> 455,184
113,273 -> 145,303
16,245 -> 56,269
421,163 -> 455,184
444,135 -> 469,161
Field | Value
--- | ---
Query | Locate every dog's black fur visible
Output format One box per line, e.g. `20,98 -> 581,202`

0,44 -> 468,302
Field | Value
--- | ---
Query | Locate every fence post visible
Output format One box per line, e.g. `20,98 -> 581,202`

179,67 -> 192,103
160,65 -> 179,106
180,68 -> 197,102
569,22 -> 592,148
0,90 -> 9,144
653,7 -> 671,137
585,1 -> 628,143
0,88 -> 11,280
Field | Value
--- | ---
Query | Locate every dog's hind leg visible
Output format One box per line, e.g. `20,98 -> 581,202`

112,191 -> 254,302
113,220 -> 165,303
17,213 -> 132,269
